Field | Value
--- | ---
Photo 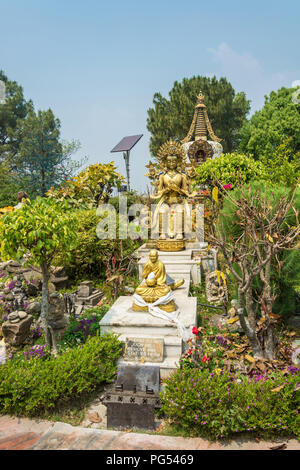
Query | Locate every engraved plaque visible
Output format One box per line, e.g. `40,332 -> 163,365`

123,337 -> 164,363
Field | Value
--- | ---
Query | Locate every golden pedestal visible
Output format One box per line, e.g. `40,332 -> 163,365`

156,239 -> 186,252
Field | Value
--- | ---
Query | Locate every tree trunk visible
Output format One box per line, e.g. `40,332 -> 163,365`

40,261 -> 57,355
237,286 -> 264,358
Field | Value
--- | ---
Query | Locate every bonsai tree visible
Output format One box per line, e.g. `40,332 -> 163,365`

210,182 -> 300,359
0,196 -> 78,353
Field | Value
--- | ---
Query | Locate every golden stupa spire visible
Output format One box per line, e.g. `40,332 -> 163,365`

181,91 -> 221,143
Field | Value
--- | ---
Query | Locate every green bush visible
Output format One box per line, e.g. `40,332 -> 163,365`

0,334 -> 122,416
195,153 -> 268,187
53,208 -> 139,280
160,368 -> 300,440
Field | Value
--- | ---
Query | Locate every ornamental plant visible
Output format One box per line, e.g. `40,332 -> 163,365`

195,152 -> 268,188
47,162 -> 125,207
61,305 -> 110,348
0,335 -> 122,416
24,344 -> 50,361
0,197 -> 78,353
160,367 -> 300,440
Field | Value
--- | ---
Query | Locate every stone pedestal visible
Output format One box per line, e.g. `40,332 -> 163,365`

100,292 -> 197,378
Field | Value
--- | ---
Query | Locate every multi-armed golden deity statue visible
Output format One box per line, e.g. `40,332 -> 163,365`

146,139 -> 197,251
145,90 -> 223,252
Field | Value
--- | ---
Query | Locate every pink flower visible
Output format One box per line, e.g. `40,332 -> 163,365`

223,184 -> 232,190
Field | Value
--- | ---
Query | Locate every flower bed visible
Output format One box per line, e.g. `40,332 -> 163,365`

160,367 -> 300,440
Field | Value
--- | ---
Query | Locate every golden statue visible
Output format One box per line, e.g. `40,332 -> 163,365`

148,140 -> 196,245
132,250 -> 184,312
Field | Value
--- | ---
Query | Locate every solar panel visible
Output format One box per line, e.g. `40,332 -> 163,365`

111,134 -> 143,153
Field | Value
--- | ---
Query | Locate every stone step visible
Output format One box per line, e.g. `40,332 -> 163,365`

117,357 -> 181,380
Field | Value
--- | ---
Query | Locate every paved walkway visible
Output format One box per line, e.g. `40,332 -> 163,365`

0,416 -> 299,450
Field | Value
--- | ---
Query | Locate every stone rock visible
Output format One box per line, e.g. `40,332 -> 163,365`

51,277 -> 69,290
209,313 -> 244,334
48,294 -> 67,330
7,312 -> 19,321
26,301 -> 41,315
18,311 -> 27,319
287,315 -> 300,329
25,282 -> 39,297
0,261 -> 11,270
23,271 -> 43,289
4,293 -> 14,301
48,282 -> 56,293
77,281 -> 93,298
51,266 -> 66,278
2,315 -> 33,346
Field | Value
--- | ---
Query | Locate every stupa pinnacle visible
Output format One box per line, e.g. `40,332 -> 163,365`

182,91 -> 222,143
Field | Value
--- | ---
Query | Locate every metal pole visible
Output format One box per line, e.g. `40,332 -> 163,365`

123,150 -> 130,191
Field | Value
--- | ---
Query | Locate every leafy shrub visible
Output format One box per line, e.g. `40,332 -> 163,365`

195,153 -> 268,187
53,208 -> 139,280
0,334 -> 122,416
160,367 -> 300,439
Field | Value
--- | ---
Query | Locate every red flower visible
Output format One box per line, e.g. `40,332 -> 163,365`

192,327 -> 199,335
202,356 -> 209,363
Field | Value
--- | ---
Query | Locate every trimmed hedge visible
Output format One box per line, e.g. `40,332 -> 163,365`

0,334 -> 122,416
160,367 -> 300,440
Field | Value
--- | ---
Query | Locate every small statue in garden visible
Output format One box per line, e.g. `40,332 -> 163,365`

132,250 -> 184,312
228,299 -> 238,318
205,270 -> 228,304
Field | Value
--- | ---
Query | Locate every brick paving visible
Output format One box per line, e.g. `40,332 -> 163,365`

0,416 -> 299,450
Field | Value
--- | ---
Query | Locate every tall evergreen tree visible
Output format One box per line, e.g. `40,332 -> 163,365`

9,108 -> 82,197
0,70 -> 31,162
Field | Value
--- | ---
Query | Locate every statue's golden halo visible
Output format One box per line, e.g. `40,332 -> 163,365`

157,139 -> 187,171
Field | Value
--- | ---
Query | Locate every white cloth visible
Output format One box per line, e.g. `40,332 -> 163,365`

132,291 -> 190,342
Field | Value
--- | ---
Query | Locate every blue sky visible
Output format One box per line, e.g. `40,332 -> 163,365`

1,0 -> 299,191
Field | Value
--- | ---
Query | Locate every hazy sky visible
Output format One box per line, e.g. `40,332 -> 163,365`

1,0 -> 299,191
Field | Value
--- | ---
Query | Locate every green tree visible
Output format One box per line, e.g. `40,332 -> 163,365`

0,197 -> 78,352
212,182 -> 300,358
0,70 -> 30,162
239,87 -> 300,161
47,162 -> 125,206
147,76 -> 250,156
8,108 -> 83,197
0,163 -> 23,207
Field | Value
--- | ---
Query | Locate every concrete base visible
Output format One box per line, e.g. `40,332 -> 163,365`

100,293 -> 197,377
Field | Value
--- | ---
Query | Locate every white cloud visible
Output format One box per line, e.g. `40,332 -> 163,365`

207,43 -> 299,113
